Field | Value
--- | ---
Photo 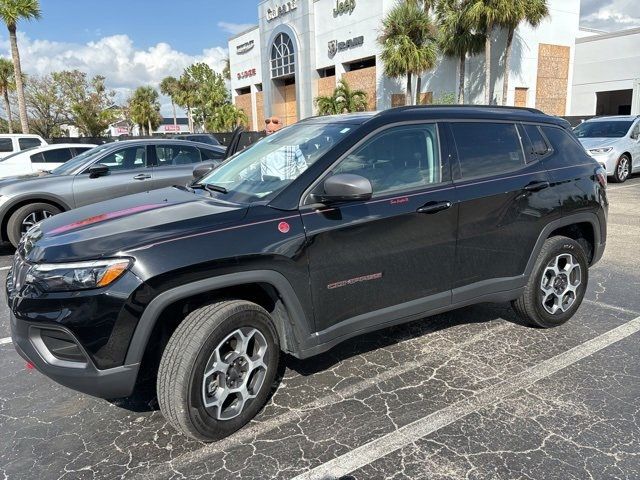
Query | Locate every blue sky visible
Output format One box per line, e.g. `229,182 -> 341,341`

20,0 -> 258,54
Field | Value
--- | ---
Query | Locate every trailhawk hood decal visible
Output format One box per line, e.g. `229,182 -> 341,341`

21,187 -> 248,262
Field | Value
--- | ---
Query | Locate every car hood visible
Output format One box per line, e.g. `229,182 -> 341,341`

0,172 -> 48,186
20,186 -> 248,263
578,137 -> 618,150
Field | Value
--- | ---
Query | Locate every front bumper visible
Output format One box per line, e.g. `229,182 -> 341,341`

587,152 -> 617,175
10,312 -> 139,398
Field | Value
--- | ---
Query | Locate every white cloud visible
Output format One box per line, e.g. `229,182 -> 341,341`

217,21 -> 255,35
580,0 -> 640,31
0,33 -> 228,115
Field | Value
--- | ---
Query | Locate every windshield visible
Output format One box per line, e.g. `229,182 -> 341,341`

197,122 -> 354,203
50,144 -> 108,175
0,146 -> 37,162
574,120 -> 633,138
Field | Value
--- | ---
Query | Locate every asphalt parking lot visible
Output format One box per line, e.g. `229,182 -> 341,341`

0,176 -> 639,480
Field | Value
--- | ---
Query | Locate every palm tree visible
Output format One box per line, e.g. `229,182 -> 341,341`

435,0 -> 484,104
468,0 -> 508,105
379,1 -> 438,106
0,57 -> 15,133
206,104 -> 247,132
500,0 -> 548,105
175,74 -> 197,133
160,76 -> 179,129
0,0 -> 41,133
314,79 -> 368,115
129,86 -> 162,136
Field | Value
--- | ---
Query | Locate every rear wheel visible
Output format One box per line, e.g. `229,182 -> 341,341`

7,202 -> 61,247
512,236 -> 588,328
157,300 -> 280,441
612,154 -> 631,183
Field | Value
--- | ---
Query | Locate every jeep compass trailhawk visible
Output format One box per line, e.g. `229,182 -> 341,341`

7,107 -> 608,441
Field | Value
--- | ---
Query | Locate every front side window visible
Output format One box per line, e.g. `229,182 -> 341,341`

156,145 -> 202,166
19,138 -> 42,150
451,122 -> 525,179
271,32 -> 295,78
197,122 -> 353,203
573,120 -> 633,138
333,124 -> 441,195
97,146 -> 147,171
0,138 -> 13,152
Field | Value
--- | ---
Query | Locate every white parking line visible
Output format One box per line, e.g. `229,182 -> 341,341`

609,182 -> 640,191
0,266 -> 10,271
0,337 -> 11,345
293,315 -> 640,480
583,299 -> 640,316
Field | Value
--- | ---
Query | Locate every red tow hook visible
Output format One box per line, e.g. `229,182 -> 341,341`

25,362 -> 35,370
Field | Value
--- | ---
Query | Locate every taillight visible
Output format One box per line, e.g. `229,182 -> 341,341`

595,167 -> 607,189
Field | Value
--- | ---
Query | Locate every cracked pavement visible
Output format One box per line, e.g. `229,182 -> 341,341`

0,176 -> 639,479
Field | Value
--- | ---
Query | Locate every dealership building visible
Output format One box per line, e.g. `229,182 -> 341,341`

228,0 -> 639,130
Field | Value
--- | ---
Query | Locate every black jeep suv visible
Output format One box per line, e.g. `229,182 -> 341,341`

7,106 -> 607,441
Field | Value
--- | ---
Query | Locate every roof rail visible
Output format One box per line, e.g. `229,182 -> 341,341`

384,104 -> 546,115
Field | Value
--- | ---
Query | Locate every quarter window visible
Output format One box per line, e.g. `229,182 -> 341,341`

332,124 -> 441,195
522,124 -> 550,158
451,122 -> 525,179
541,126 -> 587,157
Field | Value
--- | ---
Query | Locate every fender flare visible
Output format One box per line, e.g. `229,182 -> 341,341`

524,212 -> 602,277
123,270 -> 314,365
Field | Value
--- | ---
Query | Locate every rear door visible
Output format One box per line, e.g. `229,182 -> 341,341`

148,143 -> 204,189
448,121 -> 557,302
71,145 -> 152,207
301,123 -> 457,334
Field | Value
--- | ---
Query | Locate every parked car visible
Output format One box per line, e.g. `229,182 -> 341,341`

0,139 -> 225,246
574,115 -> 640,183
7,106 -> 607,441
0,143 -> 96,178
169,133 -> 221,146
0,134 -> 48,159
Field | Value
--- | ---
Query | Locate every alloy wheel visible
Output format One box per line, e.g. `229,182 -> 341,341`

617,157 -> 630,181
540,253 -> 582,315
21,210 -> 54,235
201,327 -> 269,421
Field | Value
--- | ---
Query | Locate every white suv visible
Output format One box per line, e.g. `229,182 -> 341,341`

574,115 -> 640,183
0,134 -> 48,159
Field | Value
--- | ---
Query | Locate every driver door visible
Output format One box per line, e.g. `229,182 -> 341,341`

71,145 -> 152,207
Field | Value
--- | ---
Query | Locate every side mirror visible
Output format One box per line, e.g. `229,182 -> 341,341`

192,161 -> 218,180
88,163 -> 109,178
311,173 -> 372,203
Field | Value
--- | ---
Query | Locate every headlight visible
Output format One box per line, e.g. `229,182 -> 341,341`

588,147 -> 613,155
25,258 -> 131,292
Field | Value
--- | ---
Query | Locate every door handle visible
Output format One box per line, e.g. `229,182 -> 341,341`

417,201 -> 452,214
523,181 -> 550,192
133,173 -> 151,180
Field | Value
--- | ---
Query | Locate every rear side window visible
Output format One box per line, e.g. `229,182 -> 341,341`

156,145 -> 202,166
451,122 -> 525,179
41,148 -> 73,163
540,126 -> 587,158
200,148 -> 224,161
19,138 -> 42,150
0,138 -> 12,152
522,124 -> 550,158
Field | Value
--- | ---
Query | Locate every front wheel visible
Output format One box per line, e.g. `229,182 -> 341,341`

512,236 -> 588,328
157,300 -> 280,441
7,202 -> 61,247
612,154 -> 631,183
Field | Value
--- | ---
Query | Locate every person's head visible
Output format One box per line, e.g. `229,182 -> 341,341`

265,116 -> 282,135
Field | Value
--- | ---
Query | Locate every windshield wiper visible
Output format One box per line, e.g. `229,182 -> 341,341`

191,183 -> 228,194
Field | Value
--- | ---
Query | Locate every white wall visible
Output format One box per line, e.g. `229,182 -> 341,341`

571,28 -> 640,115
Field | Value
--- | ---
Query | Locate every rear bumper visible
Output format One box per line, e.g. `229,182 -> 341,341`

10,312 -> 139,399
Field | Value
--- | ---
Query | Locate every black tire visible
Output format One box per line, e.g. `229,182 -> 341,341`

157,300 -> 280,441
7,202 -> 61,247
612,154 -> 631,183
511,236 -> 588,328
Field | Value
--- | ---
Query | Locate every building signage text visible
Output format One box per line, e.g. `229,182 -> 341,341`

237,68 -> 257,80
328,35 -> 364,57
266,0 -> 297,21
333,0 -> 355,16
236,40 -> 255,54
